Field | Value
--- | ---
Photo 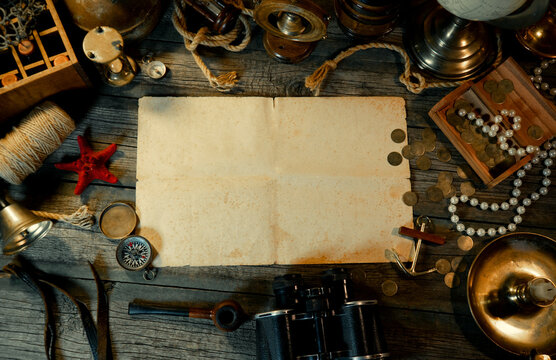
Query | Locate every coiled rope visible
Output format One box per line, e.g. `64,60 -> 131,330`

172,0 -> 253,92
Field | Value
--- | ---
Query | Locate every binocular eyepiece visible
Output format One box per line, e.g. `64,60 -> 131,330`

256,268 -> 389,360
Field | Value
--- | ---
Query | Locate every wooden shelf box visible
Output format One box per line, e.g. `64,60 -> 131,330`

0,0 -> 89,121
429,58 -> 556,188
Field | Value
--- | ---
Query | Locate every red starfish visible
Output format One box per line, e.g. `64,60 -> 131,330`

55,135 -> 118,195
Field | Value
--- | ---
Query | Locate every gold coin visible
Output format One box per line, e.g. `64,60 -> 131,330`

451,256 -> 467,273
454,99 -> 472,113
472,141 -> 486,153
444,272 -> 460,288
498,79 -> 514,94
437,182 -> 452,198
445,185 -> 456,198
486,158 -> 496,168
381,280 -> 398,297
426,186 -> 443,202
437,146 -> 452,162
436,259 -> 452,275
454,99 -> 467,109
461,129 -> 475,144
477,151 -> 491,163
437,171 -> 453,185
411,141 -> 426,157
447,113 -> 460,127
485,144 -> 498,158
483,79 -> 498,93
422,127 -> 436,142
401,145 -> 414,160
391,129 -> 407,143
387,152 -> 403,166
527,125 -> 544,140
416,155 -> 432,170
456,166 -> 469,179
402,191 -> 418,206
460,181 -> 476,196
457,235 -> 474,251
491,90 -> 506,104
424,140 -> 436,153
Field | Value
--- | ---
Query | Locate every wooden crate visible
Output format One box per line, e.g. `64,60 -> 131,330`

0,0 -> 89,121
429,58 -> 556,188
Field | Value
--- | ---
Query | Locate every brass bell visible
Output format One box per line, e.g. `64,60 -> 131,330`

0,196 -> 52,255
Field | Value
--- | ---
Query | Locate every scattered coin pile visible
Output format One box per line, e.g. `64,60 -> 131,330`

435,236 -> 473,289
447,99 -> 516,172
400,127 -> 445,171
391,126 -> 458,206
483,79 -> 514,104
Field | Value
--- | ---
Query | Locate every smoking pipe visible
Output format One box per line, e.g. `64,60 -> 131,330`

128,299 -> 246,332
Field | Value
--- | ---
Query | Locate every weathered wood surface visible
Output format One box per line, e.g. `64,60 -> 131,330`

1,1 -> 555,359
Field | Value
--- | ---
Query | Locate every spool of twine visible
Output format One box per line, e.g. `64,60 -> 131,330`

0,101 -> 75,185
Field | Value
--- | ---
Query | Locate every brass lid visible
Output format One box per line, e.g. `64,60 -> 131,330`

254,0 -> 329,43
99,202 -> 137,239
83,26 -> 123,64
467,232 -> 556,356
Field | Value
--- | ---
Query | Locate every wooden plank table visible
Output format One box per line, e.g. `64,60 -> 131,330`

1,2 -> 555,359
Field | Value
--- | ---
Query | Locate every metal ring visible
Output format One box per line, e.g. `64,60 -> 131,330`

143,267 -> 157,281
415,215 -> 432,231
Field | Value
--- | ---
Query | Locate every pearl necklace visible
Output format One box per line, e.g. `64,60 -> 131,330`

531,59 -> 556,98
448,139 -> 555,237
457,107 -> 539,158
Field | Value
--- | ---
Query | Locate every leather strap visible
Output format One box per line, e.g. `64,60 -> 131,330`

3,258 -> 111,360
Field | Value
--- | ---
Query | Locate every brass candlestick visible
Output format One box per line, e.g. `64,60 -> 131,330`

468,233 -> 556,358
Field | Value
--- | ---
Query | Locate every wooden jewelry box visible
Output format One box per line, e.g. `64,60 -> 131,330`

0,0 -> 89,121
429,58 -> 556,188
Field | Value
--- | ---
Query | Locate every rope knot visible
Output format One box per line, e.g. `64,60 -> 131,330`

305,60 -> 339,95
399,71 -> 427,94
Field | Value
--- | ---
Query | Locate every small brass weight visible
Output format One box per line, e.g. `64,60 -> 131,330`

254,0 -> 330,63
83,26 -> 138,86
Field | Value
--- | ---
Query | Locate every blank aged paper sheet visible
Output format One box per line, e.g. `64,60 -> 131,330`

137,97 -> 413,266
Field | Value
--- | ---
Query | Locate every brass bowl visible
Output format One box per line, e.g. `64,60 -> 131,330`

467,232 -> 556,357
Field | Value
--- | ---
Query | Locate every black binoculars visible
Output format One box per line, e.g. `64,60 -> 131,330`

255,268 -> 389,360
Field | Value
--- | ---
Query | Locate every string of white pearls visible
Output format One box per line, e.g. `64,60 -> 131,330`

531,59 -> 556,97
456,108 -> 535,158
448,138 -> 555,237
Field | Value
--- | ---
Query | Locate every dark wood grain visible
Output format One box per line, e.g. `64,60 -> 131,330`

0,1 -> 555,359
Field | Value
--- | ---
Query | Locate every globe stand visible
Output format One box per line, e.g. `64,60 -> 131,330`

404,3 -> 498,80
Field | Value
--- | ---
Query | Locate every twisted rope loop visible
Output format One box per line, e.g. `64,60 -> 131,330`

305,36 -> 503,96
32,205 -> 95,229
172,0 -> 252,92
